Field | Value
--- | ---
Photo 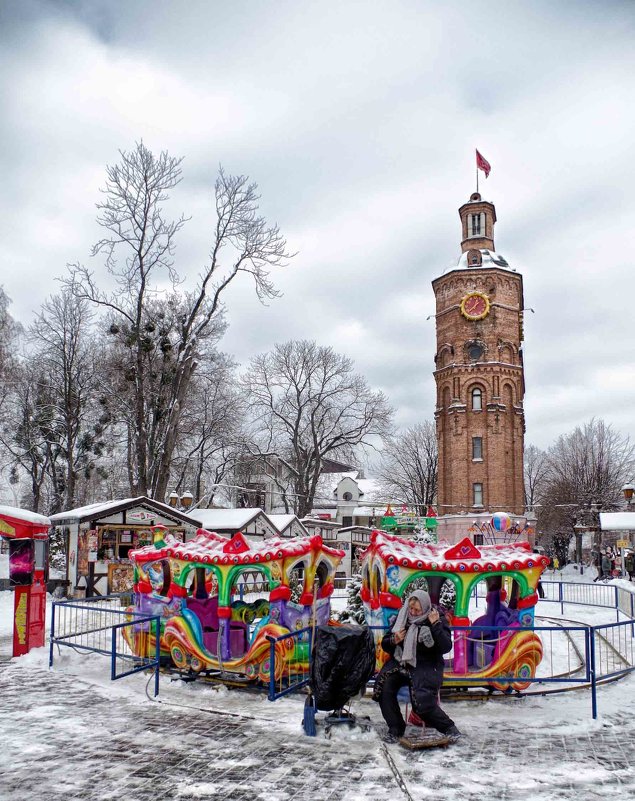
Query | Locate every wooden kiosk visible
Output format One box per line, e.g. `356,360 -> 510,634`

50,497 -> 199,597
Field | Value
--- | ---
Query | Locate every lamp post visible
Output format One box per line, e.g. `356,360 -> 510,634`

573,523 -> 586,573
619,483 -> 635,574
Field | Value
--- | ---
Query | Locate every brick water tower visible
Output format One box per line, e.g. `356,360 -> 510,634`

432,193 -> 527,543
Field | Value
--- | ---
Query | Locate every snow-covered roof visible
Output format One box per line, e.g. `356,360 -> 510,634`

267,514 -> 307,535
451,249 -> 515,272
364,530 -> 549,574
356,479 -> 384,500
49,497 -> 198,526
319,471 -> 357,497
301,517 -> 341,529
0,505 -> 50,527
189,507 -> 271,531
314,470 -> 385,502
50,498 -> 138,521
130,528 -> 344,566
307,506 -> 338,517
352,507 -> 374,517
338,526 -> 374,534
600,513 -> 635,531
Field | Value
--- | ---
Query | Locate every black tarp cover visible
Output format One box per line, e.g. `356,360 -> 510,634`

310,624 -> 376,711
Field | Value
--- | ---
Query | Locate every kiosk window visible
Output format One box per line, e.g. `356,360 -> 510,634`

118,544 -> 134,560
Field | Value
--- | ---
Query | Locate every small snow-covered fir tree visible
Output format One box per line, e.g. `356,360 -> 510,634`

439,580 -> 456,612
288,569 -> 303,603
339,573 -> 367,624
411,526 -> 436,545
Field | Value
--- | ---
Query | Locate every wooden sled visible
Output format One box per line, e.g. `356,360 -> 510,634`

399,733 -> 450,749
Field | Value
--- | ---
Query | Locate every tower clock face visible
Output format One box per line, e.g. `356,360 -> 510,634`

460,292 -> 490,321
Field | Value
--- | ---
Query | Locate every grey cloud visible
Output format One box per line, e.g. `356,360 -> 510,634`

1,0 -> 634,456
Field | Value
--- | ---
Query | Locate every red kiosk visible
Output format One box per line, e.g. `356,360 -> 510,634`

0,506 -> 50,657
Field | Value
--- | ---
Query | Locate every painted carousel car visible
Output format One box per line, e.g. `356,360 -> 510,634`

123,526 -> 343,684
360,531 -> 550,691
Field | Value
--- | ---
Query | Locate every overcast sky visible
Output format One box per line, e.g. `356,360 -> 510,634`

1,0 -> 634,454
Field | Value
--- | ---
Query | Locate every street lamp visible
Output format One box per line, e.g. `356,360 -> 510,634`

167,490 -> 194,511
622,483 -> 635,506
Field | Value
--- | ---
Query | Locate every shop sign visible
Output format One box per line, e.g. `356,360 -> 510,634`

0,519 -> 16,536
617,539 -> 630,549
128,510 -> 154,522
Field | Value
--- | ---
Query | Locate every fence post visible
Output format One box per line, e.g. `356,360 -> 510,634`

49,601 -> 57,668
589,626 -> 598,719
111,626 -> 117,682
154,616 -> 160,697
559,580 -> 564,616
615,586 -> 619,623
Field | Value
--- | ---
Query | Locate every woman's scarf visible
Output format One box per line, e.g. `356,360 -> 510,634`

393,590 -> 433,667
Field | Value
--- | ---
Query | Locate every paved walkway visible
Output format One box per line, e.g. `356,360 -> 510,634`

2,650 -> 635,801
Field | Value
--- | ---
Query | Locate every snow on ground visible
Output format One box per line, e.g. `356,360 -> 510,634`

0,589 -> 17,637
2,586 -> 635,799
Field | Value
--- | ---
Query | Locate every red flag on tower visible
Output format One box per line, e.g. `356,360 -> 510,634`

476,149 -> 491,178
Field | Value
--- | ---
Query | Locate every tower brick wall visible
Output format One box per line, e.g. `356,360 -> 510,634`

432,195 -> 525,519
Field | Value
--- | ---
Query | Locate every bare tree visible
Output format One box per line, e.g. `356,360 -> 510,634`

241,340 -> 393,518
523,443 -> 548,511
2,360 -> 54,513
65,142 -> 292,500
168,355 -> 246,505
0,288 -> 24,500
27,291 -> 102,512
376,422 -> 437,511
0,287 -> 20,381
535,419 -> 635,556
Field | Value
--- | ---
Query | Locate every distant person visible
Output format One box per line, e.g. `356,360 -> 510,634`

552,556 -> 560,572
601,552 -> 611,580
625,551 -> 635,582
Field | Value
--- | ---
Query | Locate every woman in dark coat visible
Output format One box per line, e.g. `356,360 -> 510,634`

374,589 -> 462,743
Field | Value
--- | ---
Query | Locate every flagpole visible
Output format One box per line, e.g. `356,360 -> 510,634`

476,160 -> 479,194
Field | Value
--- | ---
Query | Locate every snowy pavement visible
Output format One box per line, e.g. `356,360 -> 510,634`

1,642 -> 635,801
2,586 -> 635,800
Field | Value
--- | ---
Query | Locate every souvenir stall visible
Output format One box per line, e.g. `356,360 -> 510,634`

50,497 -> 199,597
0,505 -> 50,657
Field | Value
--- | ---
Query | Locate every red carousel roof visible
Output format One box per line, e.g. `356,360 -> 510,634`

130,527 -> 344,567
364,531 -> 549,574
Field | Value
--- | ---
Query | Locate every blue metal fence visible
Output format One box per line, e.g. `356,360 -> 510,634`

48,580 -> 635,717
266,580 -> 635,719
266,626 -> 313,701
49,594 -> 161,696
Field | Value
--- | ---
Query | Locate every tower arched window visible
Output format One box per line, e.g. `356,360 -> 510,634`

471,387 -> 483,411
468,213 -> 486,238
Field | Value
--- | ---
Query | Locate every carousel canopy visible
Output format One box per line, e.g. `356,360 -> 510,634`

364,531 -> 549,573
130,527 -> 344,566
